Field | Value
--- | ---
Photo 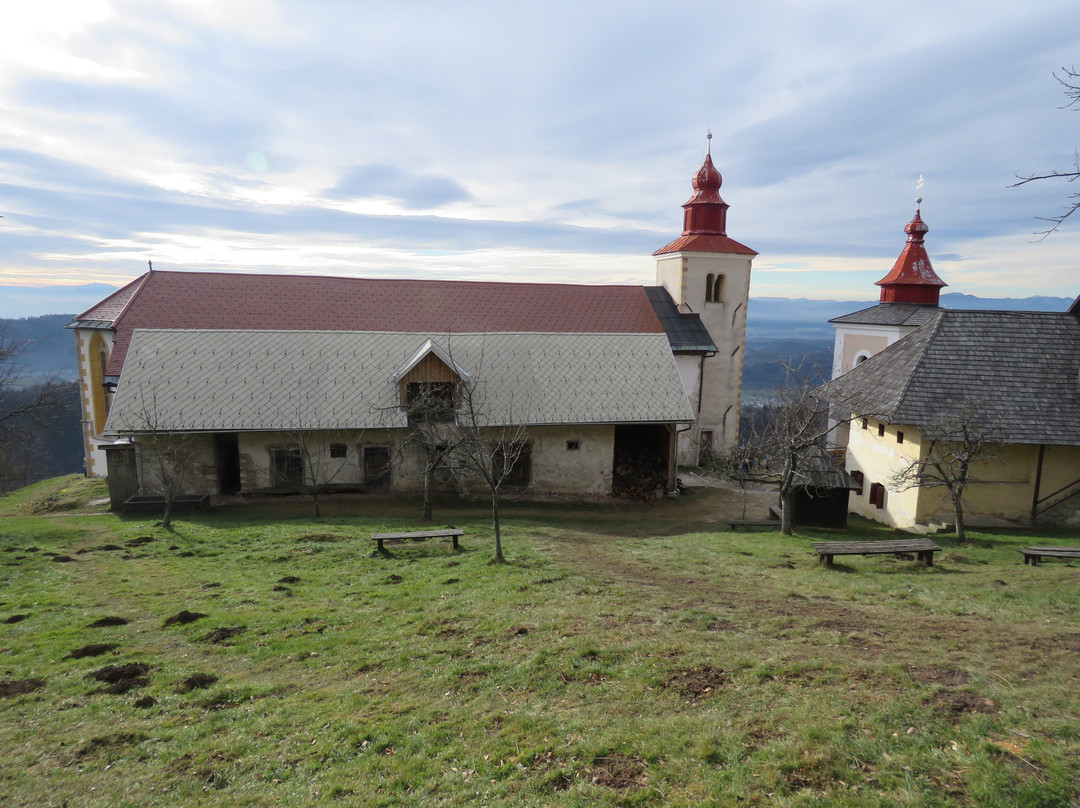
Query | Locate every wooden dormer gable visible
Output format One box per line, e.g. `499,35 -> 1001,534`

392,339 -> 471,414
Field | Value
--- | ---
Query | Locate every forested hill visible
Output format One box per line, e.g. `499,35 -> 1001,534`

1,315 -> 78,382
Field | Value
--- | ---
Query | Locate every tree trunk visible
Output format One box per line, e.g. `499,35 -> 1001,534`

312,489 -> 321,519
779,489 -> 794,535
422,462 -> 433,522
952,492 -> 966,542
161,495 -> 173,529
492,493 -> 505,563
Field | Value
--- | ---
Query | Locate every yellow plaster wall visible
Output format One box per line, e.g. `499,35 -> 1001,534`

845,418 -> 923,527
847,418 -> 1080,529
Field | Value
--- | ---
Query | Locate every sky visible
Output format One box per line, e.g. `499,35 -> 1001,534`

1,0 -> 1079,317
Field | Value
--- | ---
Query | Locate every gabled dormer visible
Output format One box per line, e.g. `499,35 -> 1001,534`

392,339 -> 470,421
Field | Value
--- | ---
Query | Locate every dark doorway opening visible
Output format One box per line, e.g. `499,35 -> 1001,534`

611,425 -> 673,498
215,433 -> 242,495
364,447 -> 391,489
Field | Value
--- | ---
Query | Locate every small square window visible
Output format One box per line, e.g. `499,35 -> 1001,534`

861,418 -> 868,430
896,431 -> 904,444
566,440 -> 580,451
877,423 -> 885,438
330,443 -> 347,458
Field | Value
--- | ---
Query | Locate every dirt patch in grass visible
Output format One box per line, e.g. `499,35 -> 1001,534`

589,753 -> 649,790
4,613 -> 28,624
909,666 -> 972,686
200,626 -> 246,644
179,672 -> 219,692
163,610 -> 207,626
705,620 -> 738,631
528,749 -> 572,790
87,616 -> 130,627
1,678 -> 45,697
51,555 -> 76,563
126,536 -> 155,547
65,643 -> 118,660
1019,632 -> 1080,654
297,533 -> 341,543
169,752 -> 230,789
277,575 -> 300,584
662,665 -> 728,700
76,732 -> 145,758
933,689 -> 998,717
89,663 -> 151,694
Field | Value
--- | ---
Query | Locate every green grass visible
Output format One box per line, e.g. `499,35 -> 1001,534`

2,477 -> 1079,806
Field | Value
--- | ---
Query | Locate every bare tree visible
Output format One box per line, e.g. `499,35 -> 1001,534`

707,371 -> 855,535
1012,66 -> 1080,237
441,374 -> 530,564
888,404 -> 1003,542
0,324 -> 67,489
393,382 -> 463,522
128,387 -> 199,529
292,430 -> 356,518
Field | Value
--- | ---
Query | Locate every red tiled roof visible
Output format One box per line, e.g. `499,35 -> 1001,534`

74,274 -> 149,322
99,271 -> 665,376
653,234 -> 757,256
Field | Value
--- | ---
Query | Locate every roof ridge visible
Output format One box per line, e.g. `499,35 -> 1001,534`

133,268 -> 645,292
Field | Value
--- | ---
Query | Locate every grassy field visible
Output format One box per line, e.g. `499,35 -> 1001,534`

2,475 -> 1079,807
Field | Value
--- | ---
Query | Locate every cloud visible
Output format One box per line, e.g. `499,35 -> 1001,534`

326,164 -> 471,209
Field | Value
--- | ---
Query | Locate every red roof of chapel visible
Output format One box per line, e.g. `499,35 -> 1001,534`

76,270 -> 665,377
875,207 -> 946,304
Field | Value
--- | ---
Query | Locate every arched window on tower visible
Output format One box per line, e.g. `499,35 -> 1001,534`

711,274 -> 725,303
705,274 -> 715,302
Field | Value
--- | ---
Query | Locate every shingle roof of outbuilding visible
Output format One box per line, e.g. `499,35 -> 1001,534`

70,270 -> 666,377
105,329 -> 696,433
824,310 -> 1080,445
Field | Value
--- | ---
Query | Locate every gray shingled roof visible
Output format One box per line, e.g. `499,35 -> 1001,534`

829,302 -> 941,327
645,287 -> 718,353
105,329 -> 695,433
823,310 -> 1080,445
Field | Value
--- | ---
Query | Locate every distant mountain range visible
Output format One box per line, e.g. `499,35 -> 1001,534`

746,292 -> 1074,341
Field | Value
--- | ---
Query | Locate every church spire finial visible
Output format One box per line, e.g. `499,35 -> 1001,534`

706,128 -> 713,156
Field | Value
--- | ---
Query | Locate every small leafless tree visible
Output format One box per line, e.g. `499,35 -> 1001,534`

441,373 -> 530,564
292,430 -> 356,519
393,382 -> 464,522
129,387 -> 199,529
888,404 -> 1003,542
1012,66 -> 1080,237
707,369 -> 856,535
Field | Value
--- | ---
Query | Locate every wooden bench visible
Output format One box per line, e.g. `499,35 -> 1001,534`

372,528 -> 464,553
812,539 -> 941,567
1019,546 -> 1080,565
728,519 -> 781,530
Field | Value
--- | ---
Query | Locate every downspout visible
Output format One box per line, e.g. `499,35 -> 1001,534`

1030,444 -> 1046,527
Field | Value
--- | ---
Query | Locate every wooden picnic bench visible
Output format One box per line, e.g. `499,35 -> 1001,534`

372,528 -> 464,553
811,539 -> 941,567
1018,546 -> 1080,565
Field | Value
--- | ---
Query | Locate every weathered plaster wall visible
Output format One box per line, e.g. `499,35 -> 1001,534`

228,424 -> 616,496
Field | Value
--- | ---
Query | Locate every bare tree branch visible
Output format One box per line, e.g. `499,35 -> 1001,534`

1011,67 -> 1080,238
